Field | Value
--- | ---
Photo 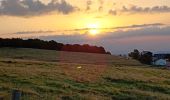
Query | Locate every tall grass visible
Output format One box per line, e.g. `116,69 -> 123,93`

0,48 -> 170,99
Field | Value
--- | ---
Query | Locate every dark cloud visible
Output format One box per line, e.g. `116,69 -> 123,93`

15,30 -> 55,34
109,5 -> 170,15
122,5 -> 170,13
112,23 -> 164,29
0,0 -> 78,16
63,23 -> 164,32
102,26 -> 170,39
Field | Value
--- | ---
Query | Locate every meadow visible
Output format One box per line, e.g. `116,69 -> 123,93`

1,48 -> 170,100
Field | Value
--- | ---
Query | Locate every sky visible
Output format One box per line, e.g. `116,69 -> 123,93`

0,0 -> 170,54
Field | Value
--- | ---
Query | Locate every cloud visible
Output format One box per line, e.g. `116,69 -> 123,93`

122,5 -> 170,13
63,23 -> 165,32
15,30 -> 55,34
109,9 -> 117,15
101,26 -> 170,40
109,5 -> 170,15
86,0 -> 92,11
11,24 -> 168,39
98,0 -> 104,12
7,23 -> 164,38
111,23 -> 164,29
0,0 -> 78,16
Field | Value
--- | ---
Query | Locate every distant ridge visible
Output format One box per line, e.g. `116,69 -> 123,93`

0,38 -> 111,55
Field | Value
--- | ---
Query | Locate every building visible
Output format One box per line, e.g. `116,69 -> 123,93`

153,59 -> 167,66
167,61 -> 170,67
152,53 -> 170,66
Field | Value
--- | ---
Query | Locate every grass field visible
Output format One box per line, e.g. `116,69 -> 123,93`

1,47 -> 170,100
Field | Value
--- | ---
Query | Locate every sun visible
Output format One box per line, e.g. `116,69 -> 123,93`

89,29 -> 98,35
87,23 -> 100,35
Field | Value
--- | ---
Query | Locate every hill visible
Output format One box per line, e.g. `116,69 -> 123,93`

1,48 -> 170,100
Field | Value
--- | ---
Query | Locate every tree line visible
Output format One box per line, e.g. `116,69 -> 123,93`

0,38 -> 111,54
129,49 -> 153,65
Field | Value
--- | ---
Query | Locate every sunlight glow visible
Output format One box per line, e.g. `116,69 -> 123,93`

87,23 -> 100,35
89,29 -> 99,35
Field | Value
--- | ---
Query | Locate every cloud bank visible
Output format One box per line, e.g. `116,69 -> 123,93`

15,30 -> 55,34
0,0 -> 77,16
122,5 -> 170,13
37,26 -> 170,42
62,23 -> 164,32
109,5 -> 170,15
0,0 -> 169,17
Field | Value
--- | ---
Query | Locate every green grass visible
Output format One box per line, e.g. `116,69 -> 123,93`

0,47 -> 170,100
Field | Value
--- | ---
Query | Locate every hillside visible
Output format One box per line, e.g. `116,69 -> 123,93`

1,48 -> 170,100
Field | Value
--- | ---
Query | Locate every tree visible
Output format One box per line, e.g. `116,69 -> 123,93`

0,38 -> 110,54
129,49 -> 153,65
128,49 -> 140,60
140,51 -> 153,65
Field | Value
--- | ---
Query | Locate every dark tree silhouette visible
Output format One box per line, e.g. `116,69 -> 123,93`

140,51 -> 153,65
129,49 -> 153,65
164,54 -> 170,61
0,38 -> 111,55
128,49 -> 140,60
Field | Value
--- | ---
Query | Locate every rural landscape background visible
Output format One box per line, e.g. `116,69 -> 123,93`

0,0 -> 170,100
1,47 -> 170,100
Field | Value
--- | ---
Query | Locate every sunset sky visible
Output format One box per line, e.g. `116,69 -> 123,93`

0,0 -> 170,54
